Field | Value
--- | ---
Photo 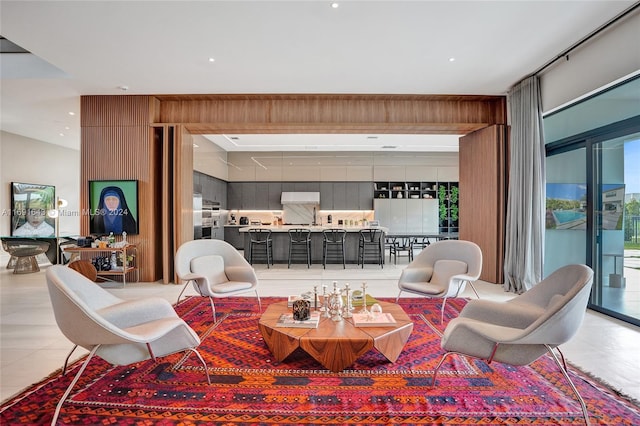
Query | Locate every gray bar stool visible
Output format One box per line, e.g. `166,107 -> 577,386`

248,228 -> 273,268
288,228 -> 311,268
322,229 -> 346,269
357,228 -> 384,268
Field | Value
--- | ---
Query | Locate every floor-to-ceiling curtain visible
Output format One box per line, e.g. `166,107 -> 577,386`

503,76 -> 545,293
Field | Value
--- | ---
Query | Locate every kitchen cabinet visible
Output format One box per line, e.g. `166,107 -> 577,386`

268,182 -> 282,209
228,182 -> 242,209
374,199 -> 439,235
224,226 -> 244,249
332,182 -> 347,209
241,183 -> 257,209
320,182 -> 333,209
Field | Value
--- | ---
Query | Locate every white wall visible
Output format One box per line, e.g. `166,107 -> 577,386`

1,131 -> 80,244
540,11 -> 640,112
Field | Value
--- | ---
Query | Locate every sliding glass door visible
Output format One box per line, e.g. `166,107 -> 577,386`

591,133 -> 640,322
543,75 -> 640,326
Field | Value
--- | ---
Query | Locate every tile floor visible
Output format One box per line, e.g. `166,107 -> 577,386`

1,258 -> 639,405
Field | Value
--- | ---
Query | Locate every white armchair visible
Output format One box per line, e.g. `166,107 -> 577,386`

175,239 -> 261,321
434,264 -> 594,425
396,239 -> 483,322
46,265 -> 209,426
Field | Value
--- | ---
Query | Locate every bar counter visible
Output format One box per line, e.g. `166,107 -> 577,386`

238,225 -> 388,265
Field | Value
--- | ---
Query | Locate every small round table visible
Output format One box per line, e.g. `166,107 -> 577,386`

5,241 -> 50,274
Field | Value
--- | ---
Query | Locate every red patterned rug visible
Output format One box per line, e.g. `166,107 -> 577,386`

1,297 -> 639,425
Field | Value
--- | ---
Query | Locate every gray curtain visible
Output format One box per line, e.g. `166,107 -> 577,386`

503,76 -> 545,293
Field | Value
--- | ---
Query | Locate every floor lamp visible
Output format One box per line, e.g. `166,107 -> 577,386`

48,197 -> 68,264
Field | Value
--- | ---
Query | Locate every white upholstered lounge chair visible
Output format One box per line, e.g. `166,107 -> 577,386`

434,264 -> 594,425
46,265 -> 209,426
174,239 -> 261,321
396,239 -> 483,323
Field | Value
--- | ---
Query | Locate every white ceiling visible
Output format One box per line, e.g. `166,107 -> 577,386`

0,1 -> 635,152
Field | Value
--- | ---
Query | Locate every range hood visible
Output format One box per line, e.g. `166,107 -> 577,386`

281,192 -> 320,205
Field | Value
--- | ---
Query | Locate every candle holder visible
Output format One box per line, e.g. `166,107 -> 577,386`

359,282 -> 369,314
343,282 -> 353,318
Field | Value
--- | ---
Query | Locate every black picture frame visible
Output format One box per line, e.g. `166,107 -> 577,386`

10,182 -> 56,237
89,180 -> 139,235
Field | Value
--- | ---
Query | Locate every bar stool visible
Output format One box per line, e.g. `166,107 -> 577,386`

357,228 -> 384,268
288,228 -> 311,268
322,229 -> 346,269
248,228 -> 273,268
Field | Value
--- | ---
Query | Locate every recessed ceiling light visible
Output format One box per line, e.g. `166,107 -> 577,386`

331,2 -> 339,8
193,143 -> 199,148
382,145 -> 397,149
208,57 -> 215,62
68,111 -> 75,116
366,136 -> 378,139
449,57 -> 456,62
59,133 -> 64,136
64,126 -> 70,130
118,85 -> 129,91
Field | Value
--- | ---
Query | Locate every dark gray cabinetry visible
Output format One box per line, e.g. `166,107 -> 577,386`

228,182 -> 242,209
226,181 -> 372,211
268,182 -> 282,209
224,226 -> 243,249
320,182 -> 333,209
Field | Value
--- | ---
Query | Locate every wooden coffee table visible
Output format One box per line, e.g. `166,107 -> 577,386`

258,300 -> 413,372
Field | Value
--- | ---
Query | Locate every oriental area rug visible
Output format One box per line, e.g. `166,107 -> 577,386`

1,297 -> 639,425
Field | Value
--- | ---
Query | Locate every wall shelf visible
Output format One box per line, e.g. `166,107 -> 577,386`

374,181 -> 458,234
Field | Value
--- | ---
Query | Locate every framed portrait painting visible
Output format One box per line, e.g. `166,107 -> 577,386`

89,180 -> 139,235
10,182 -> 56,237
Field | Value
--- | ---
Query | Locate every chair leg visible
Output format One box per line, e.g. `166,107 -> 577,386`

52,345 -> 100,426
468,281 -> 481,299
185,347 -> 211,385
208,296 -> 217,322
255,290 -> 262,312
176,280 -> 192,306
431,351 -> 457,387
395,289 -> 403,303
62,344 -> 79,375
545,345 -> 591,426
440,297 -> 448,324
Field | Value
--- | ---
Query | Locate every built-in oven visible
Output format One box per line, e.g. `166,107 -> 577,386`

194,195 -> 220,239
201,199 -> 220,239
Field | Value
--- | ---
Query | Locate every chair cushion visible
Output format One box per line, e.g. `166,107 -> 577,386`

190,255 -> 228,284
430,259 -> 468,288
211,281 -> 254,293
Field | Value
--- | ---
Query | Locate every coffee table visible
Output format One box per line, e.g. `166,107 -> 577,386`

258,300 -> 413,372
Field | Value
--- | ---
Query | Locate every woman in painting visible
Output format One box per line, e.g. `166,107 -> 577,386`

91,186 -> 137,235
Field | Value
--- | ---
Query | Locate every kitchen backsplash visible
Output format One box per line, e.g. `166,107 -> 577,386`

228,210 -> 375,226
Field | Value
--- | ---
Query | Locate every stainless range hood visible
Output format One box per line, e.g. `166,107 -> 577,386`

281,192 -> 320,205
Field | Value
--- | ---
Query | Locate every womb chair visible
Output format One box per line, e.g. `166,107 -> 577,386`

175,239 -> 261,321
396,239 -> 482,323
46,265 -> 210,426
433,264 -> 594,425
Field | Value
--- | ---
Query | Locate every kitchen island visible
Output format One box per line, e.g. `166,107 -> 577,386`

238,225 -> 388,265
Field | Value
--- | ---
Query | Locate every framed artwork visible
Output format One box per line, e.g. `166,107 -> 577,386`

10,182 -> 56,237
89,180 -> 139,235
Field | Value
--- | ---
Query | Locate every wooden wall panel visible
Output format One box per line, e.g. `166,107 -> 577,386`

459,125 -> 508,284
156,94 -> 506,135
81,96 -> 159,282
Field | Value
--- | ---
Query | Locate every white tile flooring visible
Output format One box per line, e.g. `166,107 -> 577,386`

1,258 -> 639,405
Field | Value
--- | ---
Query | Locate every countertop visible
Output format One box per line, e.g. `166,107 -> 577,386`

236,225 -> 389,233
